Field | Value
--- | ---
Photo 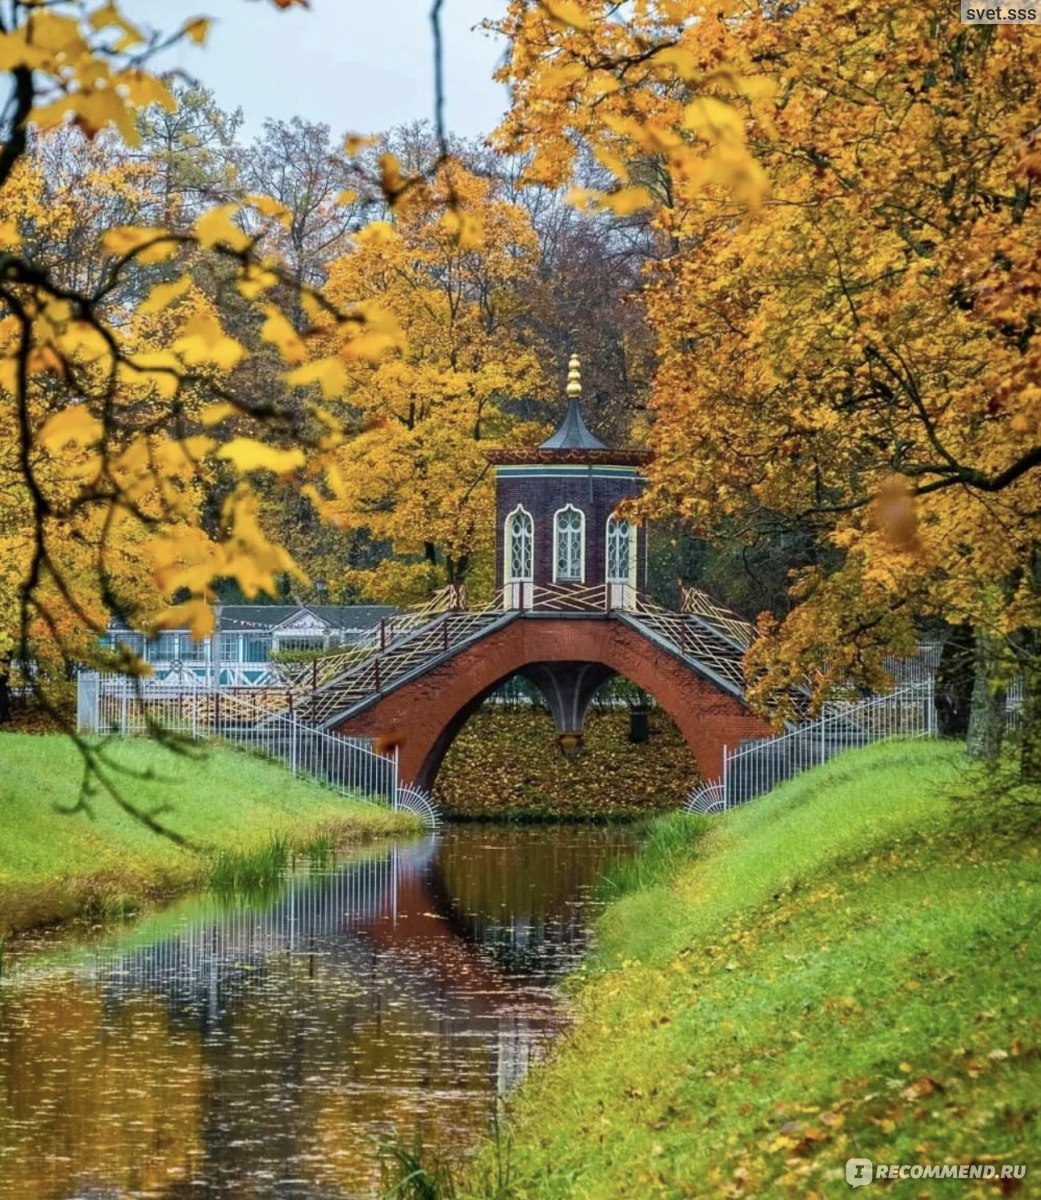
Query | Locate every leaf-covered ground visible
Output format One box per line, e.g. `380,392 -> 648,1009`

433,706 -> 699,820
456,741 -> 1041,1199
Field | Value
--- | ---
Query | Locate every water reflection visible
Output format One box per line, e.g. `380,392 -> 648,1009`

0,825 -> 635,1199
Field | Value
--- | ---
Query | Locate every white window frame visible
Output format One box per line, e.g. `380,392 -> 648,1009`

605,515 -> 637,586
553,504 -> 585,584
606,513 -> 638,609
504,504 -> 534,583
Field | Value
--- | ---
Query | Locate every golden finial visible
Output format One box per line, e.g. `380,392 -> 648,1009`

566,353 -> 582,398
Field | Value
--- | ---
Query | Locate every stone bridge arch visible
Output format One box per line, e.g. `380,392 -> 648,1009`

332,617 -> 770,791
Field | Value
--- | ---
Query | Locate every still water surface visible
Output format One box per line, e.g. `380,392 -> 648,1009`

0,824 -> 636,1199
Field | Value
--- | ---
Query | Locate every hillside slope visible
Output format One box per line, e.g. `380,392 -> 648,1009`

462,741 -> 1040,1198
0,733 -> 416,932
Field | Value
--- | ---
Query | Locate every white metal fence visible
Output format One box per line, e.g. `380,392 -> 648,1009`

687,681 -> 936,814
76,673 -> 438,827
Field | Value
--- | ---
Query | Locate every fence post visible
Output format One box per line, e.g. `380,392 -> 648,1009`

380,619 -> 386,651
119,684 -> 128,735
392,744 -> 400,810
722,747 -> 730,810
76,672 -> 100,734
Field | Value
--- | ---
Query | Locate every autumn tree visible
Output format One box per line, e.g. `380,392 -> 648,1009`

492,147 -> 658,445
496,1 -> 1041,774
237,117 -> 368,292
314,158 -> 546,603
0,0 -> 446,820
133,82 -> 243,228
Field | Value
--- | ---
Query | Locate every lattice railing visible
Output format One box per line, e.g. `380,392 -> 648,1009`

623,595 -> 748,695
526,583 -> 612,612
679,587 -> 756,649
274,585 -> 465,691
296,602 -> 517,726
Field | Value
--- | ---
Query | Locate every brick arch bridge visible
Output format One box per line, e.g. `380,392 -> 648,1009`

297,589 -> 772,793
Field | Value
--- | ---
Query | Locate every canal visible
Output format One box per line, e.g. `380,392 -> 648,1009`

0,824 -> 638,1198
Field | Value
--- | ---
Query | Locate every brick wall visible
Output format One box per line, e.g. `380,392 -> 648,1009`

495,472 -> 646,591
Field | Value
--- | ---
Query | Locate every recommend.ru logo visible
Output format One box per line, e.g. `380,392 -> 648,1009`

846,1158 -> 1028,1187
846,1159 -> 874,1188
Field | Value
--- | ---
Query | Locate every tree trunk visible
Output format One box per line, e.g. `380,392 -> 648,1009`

1017,548 -> 1041,783
1019,630 -> 1041,783
934,624 -> 974,738
966,628 -> 1007,762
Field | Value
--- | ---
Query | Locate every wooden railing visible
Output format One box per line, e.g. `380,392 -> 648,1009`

525,582 -> 613,611
623,594 -> 748,696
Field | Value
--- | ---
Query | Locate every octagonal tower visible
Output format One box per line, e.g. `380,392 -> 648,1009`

487,356 -> 651,610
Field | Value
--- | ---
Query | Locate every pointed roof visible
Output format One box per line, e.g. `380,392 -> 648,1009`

539,355 -> 607,451
485,353 -> 651,467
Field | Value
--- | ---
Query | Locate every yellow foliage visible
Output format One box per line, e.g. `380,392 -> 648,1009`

173,315 -> 245,370
39,407 -> 102,452
0,2 -> 353,684
216,439 -> 306,475
194,204 -> 250,253
182,17 -> 211,45
101,225 -> 176,261
579,0 -> 1041,704
259,305 -> 306,364
493,0 -> 770,207
568,185 -> 654,215
537,0 -> 595,32
285,357 -> 351,400
316,156 -> 546,599
138,275 -> 192,316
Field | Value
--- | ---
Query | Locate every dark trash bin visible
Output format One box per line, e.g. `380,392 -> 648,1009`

629,707 -> 649,744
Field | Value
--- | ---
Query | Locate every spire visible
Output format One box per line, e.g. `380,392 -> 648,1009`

566,353 -> 582,398
539,354 -> 607,451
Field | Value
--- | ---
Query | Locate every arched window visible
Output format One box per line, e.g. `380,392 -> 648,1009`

554,505 -> 585,582
505,506 -> 533,581
606,515 -> 636,584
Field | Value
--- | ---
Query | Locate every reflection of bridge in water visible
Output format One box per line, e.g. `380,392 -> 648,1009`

82,839 -> 436,996
70,836 -> 576,1098
0,827 -> 631,1199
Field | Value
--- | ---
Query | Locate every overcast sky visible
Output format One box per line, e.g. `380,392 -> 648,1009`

127,1 -> 509,142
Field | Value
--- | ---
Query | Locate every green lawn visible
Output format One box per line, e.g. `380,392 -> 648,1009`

458,741 -> 1041,1199
0,732 -> 418,933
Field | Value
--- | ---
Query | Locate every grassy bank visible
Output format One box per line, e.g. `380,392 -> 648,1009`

452,741 -> 1041,1198
434,707 -> 698,820
0,733 -> 419,934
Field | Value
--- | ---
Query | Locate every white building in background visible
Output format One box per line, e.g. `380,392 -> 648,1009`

102,604 -> 397,686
